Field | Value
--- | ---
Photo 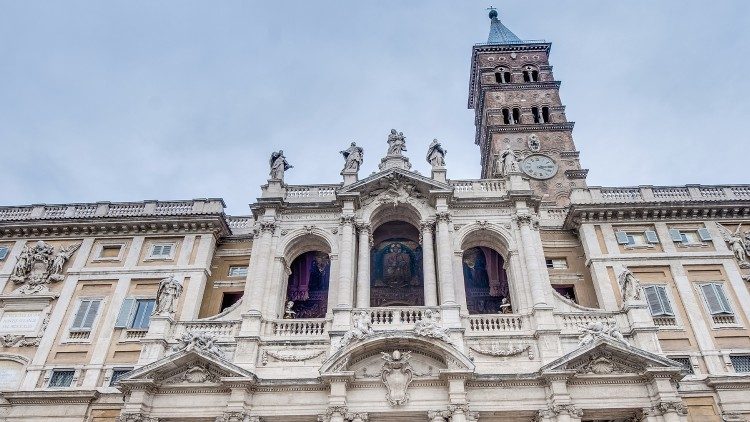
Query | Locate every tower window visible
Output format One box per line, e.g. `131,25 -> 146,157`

523,66 -> 539,82
532,107 -> 541,123
502,108 -> 511,124
512,108 -> 520,124
494,69 -> 512,84
542,106 -> 550,123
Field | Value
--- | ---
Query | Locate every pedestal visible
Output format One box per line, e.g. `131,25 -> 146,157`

431,166 -> 447,183
341,169 -> 358,186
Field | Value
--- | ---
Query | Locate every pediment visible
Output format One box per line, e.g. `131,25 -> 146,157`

339,168 -> 452,201
118,348 -> 255,388
541,337 -> 685,378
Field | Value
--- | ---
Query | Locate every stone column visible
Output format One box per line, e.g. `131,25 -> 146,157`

337,215 -> 356,307
515,213 -> 547,307
247,221 -> 276,313
421,221 -> 438,307
435,212 -> 456,305
355,223 -> 371,308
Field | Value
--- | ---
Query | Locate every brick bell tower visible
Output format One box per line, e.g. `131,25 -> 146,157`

468,8 -> 588,205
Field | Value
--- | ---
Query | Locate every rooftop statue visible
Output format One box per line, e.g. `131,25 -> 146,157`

425,139 -> 447,168
495,146 -> 519,177
387,129 -> 407,156
269,150 -> 293,180
340,142 -> 364,173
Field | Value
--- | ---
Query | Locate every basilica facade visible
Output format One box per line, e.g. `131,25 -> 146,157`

0,9 -> 749,422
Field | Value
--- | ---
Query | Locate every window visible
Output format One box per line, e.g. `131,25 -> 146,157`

70,299 -> 101,332
49,370 -> 75,388
615,230 -> 659,247
643,285 -> 674,316
110,368 -> 132,386
542,106 -> 550,123
494,70 -> 511,83
730,355 -> 750,373
220,292 -> 243,312
149,243 -> 174,259
545,258 -> 568,269
228,266 -> 248,277
670,228 -> 711,245
532,106 -> 550,124
671,357 -> 694,374
700,283 -> 736,325
0,246 -> 8,260
98,244 -> 123,259
502,108 -> 512,124
115,298 -> 156,330
512,108 -> 520,124
553,285 -> 577,303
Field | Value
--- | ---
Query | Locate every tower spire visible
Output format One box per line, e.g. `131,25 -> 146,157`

486,7 -> 522,44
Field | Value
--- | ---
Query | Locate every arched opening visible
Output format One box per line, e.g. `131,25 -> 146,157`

285,250 -> 331,318
462,247 -> 510,314
370,221 -> 424,307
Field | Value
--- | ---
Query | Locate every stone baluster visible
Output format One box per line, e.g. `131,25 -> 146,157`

355,223 -> 371,308
435,212 -> 457,305
421,220 -> 438,306
337,215 -> 356,307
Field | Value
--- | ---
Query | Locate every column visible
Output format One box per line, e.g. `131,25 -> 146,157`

435,212 -> 456,305
421,221 -> 438,307
515,213 -> 547,307
247,221 -> 276,313
355,223 -> 371,308
337,215 -> 355,307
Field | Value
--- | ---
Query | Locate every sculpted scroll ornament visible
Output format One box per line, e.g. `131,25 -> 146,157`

10,241 -> 81,294
339,311 -> 374,348
381,350 -> 413,406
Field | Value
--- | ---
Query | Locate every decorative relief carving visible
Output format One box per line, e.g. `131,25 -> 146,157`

577,321 -> 628,347
117,413 -> 158,422
717,223 -> 750,268
318,406 -> 367,422
338,311 -> 374,348
469,343 -> 531,358
435,212 -> 451,223
172,332 -> 224,358
215,411 -> 261,422
0,313 -> 49,348
261,348 -> 325,365
258,221 -> 277,233
576,354 -> 626,375
381,350 -> 413,406
413,309 -> 452,344
340,215 -> 356,225
657,401 -> 688,415
10,240 -> 80,294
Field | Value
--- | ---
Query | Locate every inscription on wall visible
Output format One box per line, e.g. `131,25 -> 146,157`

0,312 -> 41,334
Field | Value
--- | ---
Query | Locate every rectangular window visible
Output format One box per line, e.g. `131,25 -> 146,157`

700,283 -> 733,315
99,244 -> 123,259
0,246 -> 9,260
228,266 -> 248,277
553,285 -> 577,303
149,243 -> 174,259
70,299 -> 101,331
49,370 -> 75,387
110,368 -> 132,386
643,285 -> 674,316
545,258 -> 568,269
730,355 -> 750,373
671,357 -> 694,374
670,228 -> 709,245
220,292 -> 243,312
115,298 -> 156,330
616,230 -> 658,246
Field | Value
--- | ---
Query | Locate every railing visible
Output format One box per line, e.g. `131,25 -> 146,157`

572,185 -> 750,205
172,320 -> 240,340
449,179 -> 506,198
125,329 -> 148,340
466,314 -> 525,334
555,312 -> 619,333
712,314 -> 737,326
653,316 -> 678,327
227,216 -> 254,235
0,199 -> 226,221
283,185 -> 339,203
265,319 -> 328,337
365,307 -> 437,330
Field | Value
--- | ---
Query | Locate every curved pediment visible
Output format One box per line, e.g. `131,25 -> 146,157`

320,331 -> 475,376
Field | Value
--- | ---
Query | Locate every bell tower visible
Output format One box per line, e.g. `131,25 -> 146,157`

468,8 -> 588,205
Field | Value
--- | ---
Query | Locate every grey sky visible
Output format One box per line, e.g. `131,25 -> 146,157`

1,1 -> 748,215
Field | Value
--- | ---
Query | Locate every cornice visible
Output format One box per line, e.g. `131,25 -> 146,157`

2,389 -> 100,405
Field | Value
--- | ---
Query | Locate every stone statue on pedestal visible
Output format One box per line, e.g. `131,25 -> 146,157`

154,275 -> 182,316
340,142 -> 364,173
269,150 -> 293,180
386,129 -> 407,156
495,146 -> 519,177
425,139 -> 447,168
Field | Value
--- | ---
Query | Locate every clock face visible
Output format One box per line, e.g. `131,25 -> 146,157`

521,154 -> 558,180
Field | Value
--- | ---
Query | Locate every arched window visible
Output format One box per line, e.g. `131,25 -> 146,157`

370,221 -> 423,307
502,108 -> 511,125
542,106 -> 550,123
523,65 -> 539,82
494,68 -> 512,84
512,108 -> 520,124
285,251 -> 330,318
532,107 -> 541,123
462,247 -> 510,314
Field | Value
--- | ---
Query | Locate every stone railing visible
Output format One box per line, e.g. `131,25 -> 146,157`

227,216 -> 254,235
571,185 -> 750,205
653,316 -> 678,327
555,311 -> 625,334
364,306 -> 439,331
465,314 -> 527,335
172,320 -> 241,341
449,179 -> 507,198
0,199 -> 225,221
282,185 -> 339,203
263,318 -> 329,337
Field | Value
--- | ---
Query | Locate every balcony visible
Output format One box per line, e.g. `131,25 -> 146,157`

572,185 -> 750,205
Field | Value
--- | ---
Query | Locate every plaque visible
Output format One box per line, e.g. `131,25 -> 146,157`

0,311 -> 41,334
0,362 -> 22,390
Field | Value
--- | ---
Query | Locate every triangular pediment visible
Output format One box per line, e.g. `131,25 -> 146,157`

339,167 -> 452,198
541,337 -> 686,377
118,347 -> 255,388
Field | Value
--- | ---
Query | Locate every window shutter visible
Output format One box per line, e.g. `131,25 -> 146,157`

115,298 -> 136,328
713,284 -> 733,314
151,245 -> 162,256
701,284 -> 723,315
161,244 -> 172,256
82,300 -> 100,329
615,231 -> 629,245
657,286 -> 674,316
697,228 -> 712,241
71,300 -> 91,330
644,286 -> 664,316
669,229 -> 683,242
645,230 -> 659,244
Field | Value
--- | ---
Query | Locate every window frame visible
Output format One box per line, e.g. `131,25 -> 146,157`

615,229 -> 659,248
228,265 -> 248,278
48,369 -> 76,388
109,367 -> 133,387
698,282 -> 740,327
730,355 -> 750,373
545,258 -> 568,270
115,297 -> 157,331
0,245 -> 9,260
92,242 -> 126,262
147,242 -> 177,260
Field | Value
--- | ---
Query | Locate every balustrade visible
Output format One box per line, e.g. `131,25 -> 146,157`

466,314 -> 525,334
265,319 -> 328,337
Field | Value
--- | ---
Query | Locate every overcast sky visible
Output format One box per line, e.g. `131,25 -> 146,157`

1,1 -> 748,215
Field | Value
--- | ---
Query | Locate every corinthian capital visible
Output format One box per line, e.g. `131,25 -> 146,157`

340,215 -> 356,225
435,211 -> 452,223
513,213 -> 538,229
258,221 -> 277,233
658,401 -> 688,415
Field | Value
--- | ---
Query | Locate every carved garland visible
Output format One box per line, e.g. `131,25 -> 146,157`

261,348 -> 325,365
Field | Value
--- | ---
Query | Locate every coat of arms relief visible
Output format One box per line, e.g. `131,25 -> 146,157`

9,240 -> 81,295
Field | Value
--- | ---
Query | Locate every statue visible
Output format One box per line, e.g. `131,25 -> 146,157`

269,150 -> 293,180
173,332 -> 224,358
413,309 -> 452,344
339,311 -> 374,347
498,297 -> 512,314
381,350 -> 413,406
283,300 -> 296,319
578,321 -> 628,347
717,223 -> 749,267
425,139 -> 447,167
617,267 -> 642,302
386,129 -> 407,156
10,241 -> 81,294
340,142 -> 364,173
154,276 -> 183,316
495,146 -> 519,177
